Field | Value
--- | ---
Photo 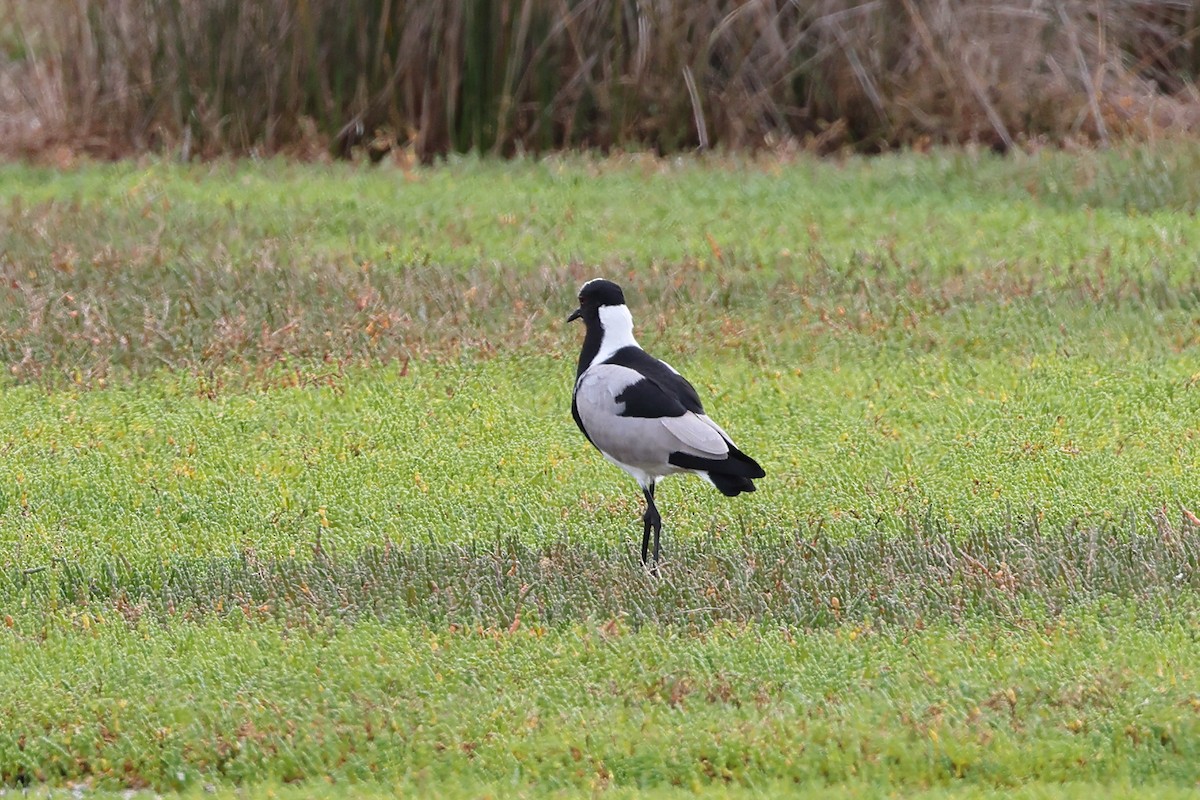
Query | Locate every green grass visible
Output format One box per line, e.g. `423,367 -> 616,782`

4,148 -> 1200,272
1,351 -> 1198,568
2,147 -> 1200,795
15,785 -> 1200,800
4,612 -> 1200,791
4,147 -> 1200,384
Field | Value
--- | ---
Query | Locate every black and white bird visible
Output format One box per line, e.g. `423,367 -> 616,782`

567,278 -> 764,565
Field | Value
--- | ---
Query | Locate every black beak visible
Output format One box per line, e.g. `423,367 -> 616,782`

567,307 -> 582,323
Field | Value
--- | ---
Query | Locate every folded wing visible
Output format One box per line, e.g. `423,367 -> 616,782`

575,364 -> 760,477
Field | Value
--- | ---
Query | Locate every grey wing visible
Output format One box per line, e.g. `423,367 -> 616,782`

575,365 -> 730,471
662,413 -> 730,455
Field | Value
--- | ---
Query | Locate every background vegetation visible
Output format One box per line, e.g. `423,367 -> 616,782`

2,0 -> 1200,161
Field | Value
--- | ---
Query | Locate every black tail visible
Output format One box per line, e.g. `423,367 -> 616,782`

669,444 -> 765,498
708,471 -> 758,497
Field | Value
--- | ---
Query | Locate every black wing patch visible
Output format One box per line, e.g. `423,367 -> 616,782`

615,377 -> 687,418
605,346 -> 705,417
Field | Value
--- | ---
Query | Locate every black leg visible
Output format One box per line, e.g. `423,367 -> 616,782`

642,483 -> 662,567
641,492 -> 653,565
650,483 -> 662,563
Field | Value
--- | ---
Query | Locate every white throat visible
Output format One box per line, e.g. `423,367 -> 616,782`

595,304 -> 639,364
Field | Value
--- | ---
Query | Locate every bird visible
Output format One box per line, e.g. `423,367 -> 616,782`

567,278 -> 764,565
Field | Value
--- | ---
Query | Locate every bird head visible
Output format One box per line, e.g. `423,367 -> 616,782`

568,278 -> 626,324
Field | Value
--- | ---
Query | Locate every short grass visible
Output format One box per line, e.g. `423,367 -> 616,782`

2,350 -> 1198,567
14,786 -> 1200,800
4,146 -> 1200,383
2,147 -> 1200,795
5,612 -> 1200,791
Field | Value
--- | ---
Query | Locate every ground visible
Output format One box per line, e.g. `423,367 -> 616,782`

1,147 -> 1199,795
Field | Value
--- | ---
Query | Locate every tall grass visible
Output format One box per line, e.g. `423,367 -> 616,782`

2,0 -> 1198,160
10,522 -> 1200,630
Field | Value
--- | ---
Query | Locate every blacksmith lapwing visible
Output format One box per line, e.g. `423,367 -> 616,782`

567,279 -> 764,565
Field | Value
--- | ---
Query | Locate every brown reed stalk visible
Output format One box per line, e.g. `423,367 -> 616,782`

0,0 -> 1196,160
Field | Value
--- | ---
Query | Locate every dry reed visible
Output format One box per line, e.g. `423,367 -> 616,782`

0,0 -> 1197,160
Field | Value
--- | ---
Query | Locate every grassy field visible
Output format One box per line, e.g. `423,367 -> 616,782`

2,146 -> 1200,796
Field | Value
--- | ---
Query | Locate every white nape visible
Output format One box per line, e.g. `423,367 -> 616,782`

593,304 -> 640,366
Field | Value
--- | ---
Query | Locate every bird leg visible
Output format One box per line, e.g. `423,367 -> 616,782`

650,483 -> 662,563
641,483 -> 662,566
